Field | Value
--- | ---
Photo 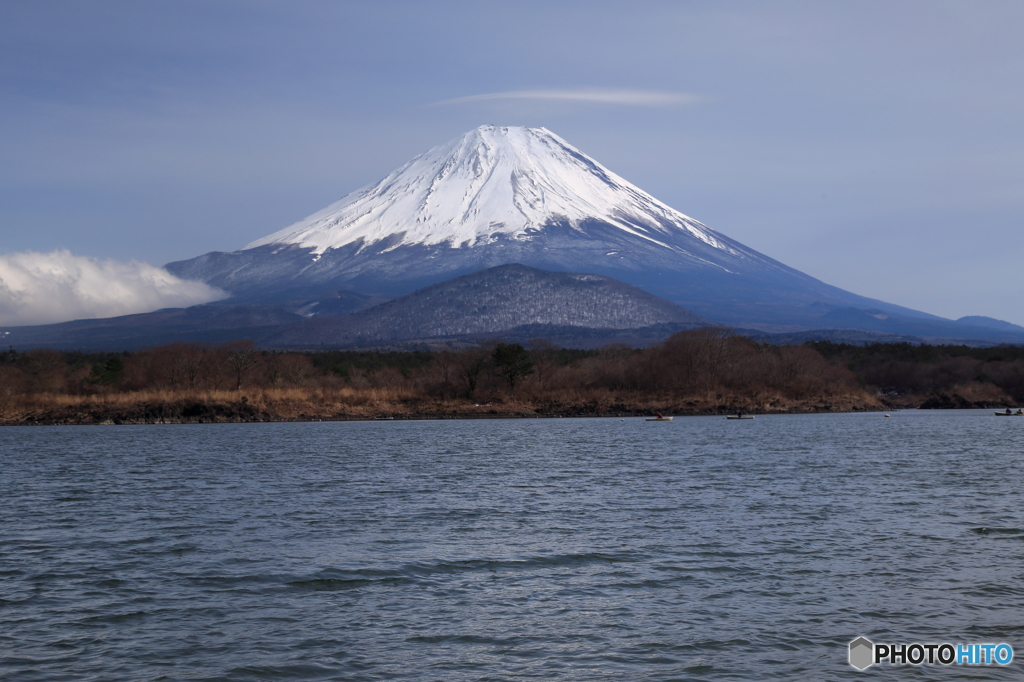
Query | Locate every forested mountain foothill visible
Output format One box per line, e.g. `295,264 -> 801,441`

2,332 -> 1020,425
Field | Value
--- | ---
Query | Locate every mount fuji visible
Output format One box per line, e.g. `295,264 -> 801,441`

166,125 -> 946,329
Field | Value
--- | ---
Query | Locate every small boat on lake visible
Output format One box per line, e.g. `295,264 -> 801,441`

646,412 -> 673,422
726,414 -> 755,420
994,409 -> 1023,416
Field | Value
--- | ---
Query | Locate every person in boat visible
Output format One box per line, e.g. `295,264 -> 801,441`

656,412 -> 664,419
1006,408 -> 1013,415
1018,409 -> 1023,415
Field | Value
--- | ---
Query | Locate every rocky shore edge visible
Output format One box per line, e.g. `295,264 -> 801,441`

2,393 -> 887,426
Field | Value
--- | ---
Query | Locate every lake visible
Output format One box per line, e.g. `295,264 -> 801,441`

2,410 -> 1022,680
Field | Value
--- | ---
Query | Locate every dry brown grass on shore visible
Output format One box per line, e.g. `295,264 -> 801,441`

0,385 -> 884,425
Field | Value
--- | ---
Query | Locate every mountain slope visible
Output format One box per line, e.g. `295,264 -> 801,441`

258,263 -> 712,347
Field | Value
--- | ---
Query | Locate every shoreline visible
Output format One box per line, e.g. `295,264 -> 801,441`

1,412 -> 884,426
1,399 -> 888,426
6,387 -> 1009,427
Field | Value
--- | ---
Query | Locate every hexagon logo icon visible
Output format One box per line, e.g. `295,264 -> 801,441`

849,637 -> 874,670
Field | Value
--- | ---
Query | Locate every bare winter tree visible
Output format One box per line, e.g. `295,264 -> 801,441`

527,338 -> 558,387
222,341 -> 260,391
279,353 -> 316,386
173,344 -> 209,390
459,347 -> 491,396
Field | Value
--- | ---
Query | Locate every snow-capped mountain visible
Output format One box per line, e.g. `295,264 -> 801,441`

166,125 -> 940,327
245,125 -> 732,256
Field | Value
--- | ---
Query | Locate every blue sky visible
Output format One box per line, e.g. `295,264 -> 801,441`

2,1 -> 1023,325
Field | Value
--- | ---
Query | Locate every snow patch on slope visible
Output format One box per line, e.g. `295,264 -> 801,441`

245,125 -> 733,256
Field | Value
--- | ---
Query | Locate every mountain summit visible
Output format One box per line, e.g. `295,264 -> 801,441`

167,125 -> 941,328
245,125 -> 732,256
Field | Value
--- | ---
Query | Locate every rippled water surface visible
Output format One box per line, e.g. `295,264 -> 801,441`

2,411 -> 1023,680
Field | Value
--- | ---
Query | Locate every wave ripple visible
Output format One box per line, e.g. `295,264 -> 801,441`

2,411 -> 1023,680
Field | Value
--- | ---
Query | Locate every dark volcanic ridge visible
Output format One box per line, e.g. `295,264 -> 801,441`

258,264 -> 712,347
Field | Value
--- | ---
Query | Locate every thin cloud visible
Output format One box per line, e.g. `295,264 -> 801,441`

435,88 -> 705,107
0,250 -> 227,326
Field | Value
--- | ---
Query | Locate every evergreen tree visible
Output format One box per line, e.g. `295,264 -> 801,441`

492,343 -> 534,390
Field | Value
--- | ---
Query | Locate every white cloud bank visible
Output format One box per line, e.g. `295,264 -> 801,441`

0,250 -> 227,326
435,88 -> 705,106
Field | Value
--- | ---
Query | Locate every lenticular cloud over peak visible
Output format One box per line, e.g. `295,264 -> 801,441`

0,250 -> 227,326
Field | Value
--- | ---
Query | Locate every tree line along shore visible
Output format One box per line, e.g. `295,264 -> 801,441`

1,330 -> 1022,425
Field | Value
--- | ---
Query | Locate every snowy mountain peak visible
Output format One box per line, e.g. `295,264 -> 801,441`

244,125 -> 731,255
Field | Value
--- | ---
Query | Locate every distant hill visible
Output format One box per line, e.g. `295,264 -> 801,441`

814,308 -> 1024,344
2,306 -> 303,350
259,264 -> 712,347
956,316 -> 1024,333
